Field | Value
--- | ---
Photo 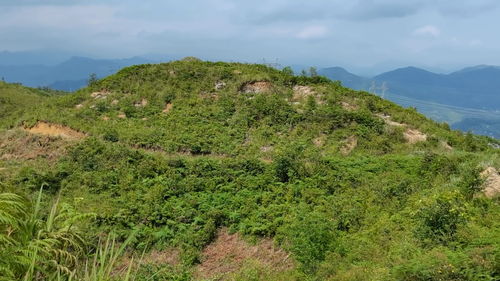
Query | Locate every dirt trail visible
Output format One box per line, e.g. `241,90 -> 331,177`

25,122 -> 86,140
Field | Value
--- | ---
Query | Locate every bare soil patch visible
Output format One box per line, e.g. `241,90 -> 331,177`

404,129 -> 427,144
215,81 -> 227,90
195,228 -> 293,280
313,134 -> 326,147
134,98 -> 148,107
162,103 -> 173,113
24,122 -> 86,140
481,167 -> 500,198
376,114 -> 427,144
341,101 -> 358,111
240,81 -> 272,93
90,91 -> 110,99
292,85 -> 315,100
340,136 -> 357,155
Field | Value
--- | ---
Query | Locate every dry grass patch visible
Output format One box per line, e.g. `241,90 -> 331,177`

24,121 -> 86,140
195,228 -> 293,280
0,129 -> 71,161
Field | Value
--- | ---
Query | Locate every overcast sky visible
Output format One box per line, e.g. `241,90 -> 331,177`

0,0 -> 499,73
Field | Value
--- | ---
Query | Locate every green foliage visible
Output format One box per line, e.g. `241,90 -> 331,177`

415,191 -> 469,244
0,189 -> 93,280
1,60 -> 499,280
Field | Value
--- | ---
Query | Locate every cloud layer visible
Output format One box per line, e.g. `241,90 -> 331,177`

0,0 -> 499,72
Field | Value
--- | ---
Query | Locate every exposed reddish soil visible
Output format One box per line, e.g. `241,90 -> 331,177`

195,228 -> 293,280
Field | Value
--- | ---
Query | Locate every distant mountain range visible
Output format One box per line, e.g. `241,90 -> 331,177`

0,56 -> 161,91
319,66 -> 500,138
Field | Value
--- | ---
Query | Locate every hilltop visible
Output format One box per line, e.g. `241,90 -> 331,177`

0,59 -> 499,280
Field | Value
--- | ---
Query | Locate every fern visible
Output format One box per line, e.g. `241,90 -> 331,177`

0,188 -> 95,280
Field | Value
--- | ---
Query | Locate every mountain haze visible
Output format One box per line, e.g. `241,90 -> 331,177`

0,56 -> 157,91
320,65 -> 500,138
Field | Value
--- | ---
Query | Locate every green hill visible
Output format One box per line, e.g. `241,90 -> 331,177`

0,59 -> 499,280
0,81 -> 61,129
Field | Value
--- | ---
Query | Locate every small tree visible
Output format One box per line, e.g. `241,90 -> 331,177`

87,73 -> 98,87
309,67 -> 318,77
282,66 -> 294,76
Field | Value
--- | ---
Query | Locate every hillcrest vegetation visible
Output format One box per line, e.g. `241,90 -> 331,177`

0,58 -> 499,280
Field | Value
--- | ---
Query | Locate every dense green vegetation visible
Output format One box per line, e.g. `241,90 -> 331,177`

1,59 -> 499,280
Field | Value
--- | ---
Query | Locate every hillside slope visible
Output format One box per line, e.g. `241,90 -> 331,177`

0,81 -> 60,129
1,60 -> 499,280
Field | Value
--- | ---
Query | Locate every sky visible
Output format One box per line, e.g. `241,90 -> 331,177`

0,0 -> 499,74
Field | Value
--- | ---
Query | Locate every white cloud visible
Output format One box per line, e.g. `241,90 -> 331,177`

413,25 -> 441,37
296,25 -> 328,39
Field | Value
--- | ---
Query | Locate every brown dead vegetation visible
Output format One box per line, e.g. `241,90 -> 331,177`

195,228 -> 293,280
0,130 -> 70,161
240,81 -> 272,93
481,167 -> 500,198
24,122 -> 86,140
